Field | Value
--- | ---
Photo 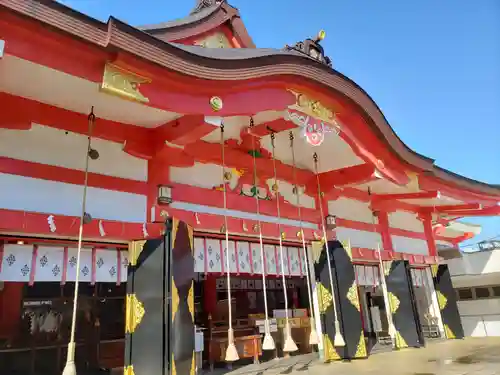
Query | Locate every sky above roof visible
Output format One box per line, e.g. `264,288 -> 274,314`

57,0 -> 500,250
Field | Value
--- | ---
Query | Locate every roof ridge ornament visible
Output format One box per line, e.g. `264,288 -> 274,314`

191,0 -> 225,14
284,30 -> 332,67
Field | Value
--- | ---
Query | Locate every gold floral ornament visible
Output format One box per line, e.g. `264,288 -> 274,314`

395,331 -> 408,349
388,292 -> 400,314
101,63 -> 150,103
210,96 -> 223,112
223,171 -> 232,181
128,240 -> 146,266
323,334 -> 341,361
444,324 -> 455,339
125,294 -> 145,333
355,331 -> 367,358
317,283 -> 333,313
347,282 -> 360,311
437,291 -> 448,310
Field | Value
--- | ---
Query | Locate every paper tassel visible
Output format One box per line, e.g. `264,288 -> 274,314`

309,317 -> 319,345
334,321 -> 345,346
47,215 -> 56,233
283,325 -> 298,352
142,223 -> 149,238
262,333 -> 275,350
225,328 -> 239,361
98,220 -> 106,237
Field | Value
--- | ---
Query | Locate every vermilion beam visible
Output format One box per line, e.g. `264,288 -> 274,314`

372,191 -> 440,202
438,205 -> 500,217
420,203 -> 482,214
250,118 -> 296,137
306,164 -> 381,193
155,115 -> 218,145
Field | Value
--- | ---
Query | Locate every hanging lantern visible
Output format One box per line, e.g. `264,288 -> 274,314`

325,214 -> 337,230
157,185 -> 173,205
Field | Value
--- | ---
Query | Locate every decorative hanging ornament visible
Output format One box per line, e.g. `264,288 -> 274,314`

270,131 -> 298,353
289,131 -> 319,346
220,122 -> 239,362
249,117 -> 275,351
313,152 -> 345,347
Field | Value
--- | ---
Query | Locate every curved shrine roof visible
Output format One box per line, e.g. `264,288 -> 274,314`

1,0 -> 499,199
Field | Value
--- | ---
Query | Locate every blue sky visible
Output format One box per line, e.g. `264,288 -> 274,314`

58,0 -> 500,249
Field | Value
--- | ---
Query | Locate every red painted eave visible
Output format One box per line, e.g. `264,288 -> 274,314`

0,0 -> 499,204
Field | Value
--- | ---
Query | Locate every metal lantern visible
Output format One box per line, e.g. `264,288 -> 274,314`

325,214 -> 337,230
157,185 -> 173,205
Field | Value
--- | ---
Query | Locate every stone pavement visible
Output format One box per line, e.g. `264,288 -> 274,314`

211,337 -> 500,375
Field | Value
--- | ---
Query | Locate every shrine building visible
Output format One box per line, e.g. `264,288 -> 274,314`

0,1 -> 499,374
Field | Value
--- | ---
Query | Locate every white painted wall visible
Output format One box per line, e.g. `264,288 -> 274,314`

0,173 -> 147,223
335,227 -> 382,250
328,197 -> 373,223
391,235 -> 429,255
170,163 -> 227,189
0,124 -> 147,181
448,250 -> 500,276
458,300 -> 500,337
388,211 -> 424,232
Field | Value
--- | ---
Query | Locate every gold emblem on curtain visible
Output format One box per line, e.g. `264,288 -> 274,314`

128,240 -> 146,266
187,281 -> 194,319
317,283 -> 333,313
172,278 -> 179,319
388,292 -> 400,314
341,240 -> 352,260
383,261 -> 393,276
437,291 -> 448,310
395,331 -> 408,349
347,282 -> 360,311
431,264 -> 439,278
125,294 -> 145,333
123,365 -> 135,375
444,324 -> 456,339
355,331 -> 367,358
323,334 -> 341,361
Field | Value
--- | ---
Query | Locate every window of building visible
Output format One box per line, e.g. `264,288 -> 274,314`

457,288 -> 473,300
474,287 -> 491,299
491,286 -> 500,297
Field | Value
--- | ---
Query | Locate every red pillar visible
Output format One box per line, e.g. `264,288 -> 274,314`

420,213 -> 437,256
0,282 -> 23,338
375,210 -> 394,252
